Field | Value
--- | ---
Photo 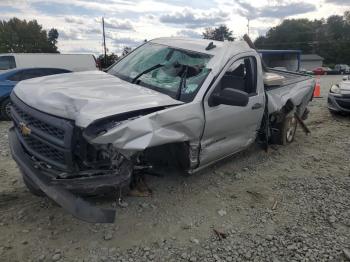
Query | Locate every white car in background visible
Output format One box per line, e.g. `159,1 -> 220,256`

0,53 -> 99,72
328,75 -> 350,114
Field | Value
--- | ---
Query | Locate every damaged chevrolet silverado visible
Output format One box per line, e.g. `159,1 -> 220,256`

8,37 -> 315,223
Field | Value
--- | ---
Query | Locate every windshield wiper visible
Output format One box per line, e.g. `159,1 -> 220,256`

131,64 -> 164,84
175,66 -> 188,100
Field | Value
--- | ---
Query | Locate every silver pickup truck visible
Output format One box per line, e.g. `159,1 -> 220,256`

8,37 -> 315,223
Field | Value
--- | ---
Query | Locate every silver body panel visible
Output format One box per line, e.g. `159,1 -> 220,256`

13,38 -> 315,170
14,71 -> 182,127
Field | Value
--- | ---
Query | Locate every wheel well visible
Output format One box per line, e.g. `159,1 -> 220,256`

271,100 -> 296,124
282,100 -> 295,115
141,142 -> 190,171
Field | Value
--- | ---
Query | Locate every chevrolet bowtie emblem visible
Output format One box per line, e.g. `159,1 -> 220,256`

19,122 -> 31,136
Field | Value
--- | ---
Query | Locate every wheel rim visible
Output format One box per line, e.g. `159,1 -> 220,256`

286,117 -> 297,142
5,102 -> 11,118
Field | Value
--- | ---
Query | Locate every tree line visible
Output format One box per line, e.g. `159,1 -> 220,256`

203,11 -> 350,66
2,12 -> 350,67
0,17 -> 135,68
254,11 -> 350,66
0,18 -> 59,53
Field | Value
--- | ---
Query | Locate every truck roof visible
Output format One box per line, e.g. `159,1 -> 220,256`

151,37 -> 251,55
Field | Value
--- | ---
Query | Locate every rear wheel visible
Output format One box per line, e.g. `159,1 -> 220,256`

271,115 -> 298,145
0,98 -> 12,120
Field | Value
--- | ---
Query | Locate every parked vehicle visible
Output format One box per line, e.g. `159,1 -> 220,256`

0,53 -> 98,72
0,68 -> 71,120
299,68 -> 313,75
312,67 -> 331,75
328,75 -> 350,114
334,64 -> 350,75
8,37 -> 315,223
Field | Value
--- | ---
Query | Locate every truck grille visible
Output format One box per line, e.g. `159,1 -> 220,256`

12,104 -> 65,140
21,135 -> 65,162
10,94 -> 75,171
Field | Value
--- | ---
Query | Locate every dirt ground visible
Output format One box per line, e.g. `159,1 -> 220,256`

0,75 -> 349,262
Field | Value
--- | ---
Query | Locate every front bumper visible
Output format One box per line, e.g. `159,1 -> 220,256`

9,127 -> 117,223
327,93 -> 350,113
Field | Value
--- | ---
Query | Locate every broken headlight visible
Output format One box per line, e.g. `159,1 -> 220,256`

84,107 -> 167,139
330,84 -> 341,94
84,117 -> 138,138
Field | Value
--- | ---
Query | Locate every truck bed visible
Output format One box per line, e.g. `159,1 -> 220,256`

264,69 -> 315,114
265,69 -> 312,90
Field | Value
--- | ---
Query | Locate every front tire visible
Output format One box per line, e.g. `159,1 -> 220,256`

0,98 -> 12,121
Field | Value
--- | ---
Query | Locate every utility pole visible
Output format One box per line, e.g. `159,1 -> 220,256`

102,17 -> 107,66
247,18 -> 250,36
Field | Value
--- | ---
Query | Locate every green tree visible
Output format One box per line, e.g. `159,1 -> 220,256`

203,25 -> 235,41
345,11 -> 350,24
254,11 -> 350,65
0,17 -> 59,53
98,53 -> 119,69
254,19 -> 320,53
48,28 -> 59,53
122,46 -> 132,56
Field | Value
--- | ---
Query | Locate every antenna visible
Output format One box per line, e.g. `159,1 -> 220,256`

102,17 -> 107,66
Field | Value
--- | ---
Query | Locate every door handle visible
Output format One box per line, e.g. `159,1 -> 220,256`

251,103 -> 263,110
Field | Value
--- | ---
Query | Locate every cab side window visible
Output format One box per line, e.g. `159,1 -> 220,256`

219,57 -> 257,95
0,56 -> 16,70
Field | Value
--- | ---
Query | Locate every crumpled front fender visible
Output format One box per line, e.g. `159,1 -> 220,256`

91,102 -> 205,152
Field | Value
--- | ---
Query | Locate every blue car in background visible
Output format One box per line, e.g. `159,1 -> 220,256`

0,67 -> 71,120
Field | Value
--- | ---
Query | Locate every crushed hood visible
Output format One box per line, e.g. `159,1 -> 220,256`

13,71 -> 182,127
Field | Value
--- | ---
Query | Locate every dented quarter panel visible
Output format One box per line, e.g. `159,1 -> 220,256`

266,77 -> 315,113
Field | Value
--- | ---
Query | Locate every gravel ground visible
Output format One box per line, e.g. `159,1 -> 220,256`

0,75 -> 349,262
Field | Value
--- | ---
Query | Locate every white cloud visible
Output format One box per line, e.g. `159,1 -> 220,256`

0,0 -> 347,55
65,17 -> 85,24
176,29 -> 202,38
103,19 -> 135,31
160,8 -> 230,28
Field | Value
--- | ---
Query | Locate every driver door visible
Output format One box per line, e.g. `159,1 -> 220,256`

200,55 -> 265,166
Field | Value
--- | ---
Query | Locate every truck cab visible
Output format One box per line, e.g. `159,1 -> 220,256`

8,37 -> 315,223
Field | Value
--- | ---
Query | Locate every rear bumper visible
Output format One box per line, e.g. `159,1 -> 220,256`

328,93 -> 350,113
9,127 -> 116,223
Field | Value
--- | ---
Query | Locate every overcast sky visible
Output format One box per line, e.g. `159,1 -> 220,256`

0,0 -> 348,55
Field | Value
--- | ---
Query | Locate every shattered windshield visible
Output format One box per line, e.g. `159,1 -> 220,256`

108,42 -> 212,102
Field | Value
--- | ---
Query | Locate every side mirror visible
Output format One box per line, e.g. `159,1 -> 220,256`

209,88 -> 249,107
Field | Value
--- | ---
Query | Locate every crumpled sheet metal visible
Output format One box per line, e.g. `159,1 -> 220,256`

13,71 -> 182,128
91,102 -> 205,152
266,78 -> 315,113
